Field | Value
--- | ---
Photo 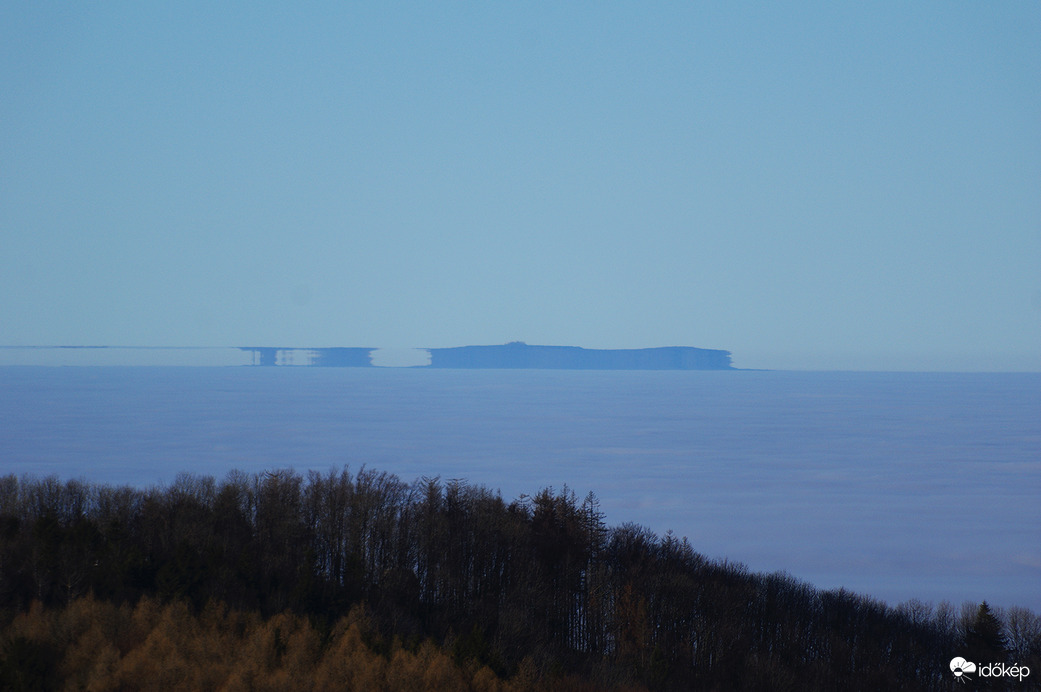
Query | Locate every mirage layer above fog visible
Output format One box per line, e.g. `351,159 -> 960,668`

242,342 -> 735,370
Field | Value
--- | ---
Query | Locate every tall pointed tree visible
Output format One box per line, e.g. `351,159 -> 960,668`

965,601 -> 1007,664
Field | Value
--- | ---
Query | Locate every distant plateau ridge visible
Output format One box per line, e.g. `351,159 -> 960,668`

242,342 -> 734,370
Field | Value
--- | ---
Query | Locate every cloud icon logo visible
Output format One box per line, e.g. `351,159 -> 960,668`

950,657 -> 977,680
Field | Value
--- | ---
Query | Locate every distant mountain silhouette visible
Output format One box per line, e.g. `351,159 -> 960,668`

426,342 -> 733,370
239,347 -> 373,367
241,343 -> 734,370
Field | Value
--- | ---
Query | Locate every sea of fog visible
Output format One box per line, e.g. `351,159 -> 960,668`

1,367 -> 1039,611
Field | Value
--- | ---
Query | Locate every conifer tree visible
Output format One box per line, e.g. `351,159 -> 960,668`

965,601 -> 1007,664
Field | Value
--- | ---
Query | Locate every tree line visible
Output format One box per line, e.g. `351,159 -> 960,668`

0,467 -> 1038,690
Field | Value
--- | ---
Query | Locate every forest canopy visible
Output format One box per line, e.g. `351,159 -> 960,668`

1,467 -> 1037,691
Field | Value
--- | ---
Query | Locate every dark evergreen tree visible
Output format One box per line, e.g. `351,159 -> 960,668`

965,601 -> 1008,664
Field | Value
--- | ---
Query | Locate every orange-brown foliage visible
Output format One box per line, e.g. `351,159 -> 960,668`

1,596 -> 608,691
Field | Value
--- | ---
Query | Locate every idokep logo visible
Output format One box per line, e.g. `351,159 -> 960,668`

950,657 -> 976,681
950,656 -> 1031,683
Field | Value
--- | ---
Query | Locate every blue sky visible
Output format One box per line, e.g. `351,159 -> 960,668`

2,2 -> 1039,370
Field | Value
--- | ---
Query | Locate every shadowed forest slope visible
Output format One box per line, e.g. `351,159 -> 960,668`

0,468 -> 1037,690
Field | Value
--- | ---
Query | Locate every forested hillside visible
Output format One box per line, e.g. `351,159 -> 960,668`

1,468 -> 1038,690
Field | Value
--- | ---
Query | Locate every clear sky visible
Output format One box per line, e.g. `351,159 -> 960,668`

2,2 -> 1039,371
